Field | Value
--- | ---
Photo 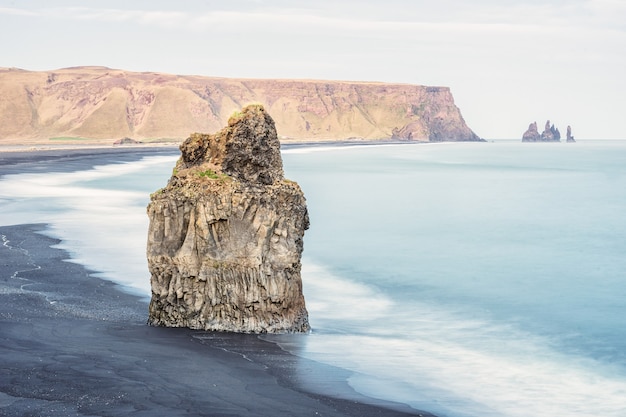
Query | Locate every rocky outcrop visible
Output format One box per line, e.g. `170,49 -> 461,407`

0,66 -> 481,144
522,121 -> 541,142
541,120 -> 561,141
113,137 -> 142,145
522,120 -> 562,142
566,125 -> 575,142
146,105 -> 310,333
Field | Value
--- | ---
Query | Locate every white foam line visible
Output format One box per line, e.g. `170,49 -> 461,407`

1,233 -> 42,291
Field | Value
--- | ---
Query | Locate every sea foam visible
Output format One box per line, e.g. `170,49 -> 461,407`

0,155 -> 177,296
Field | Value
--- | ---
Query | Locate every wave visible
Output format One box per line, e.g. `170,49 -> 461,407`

0,155 -> 176,296
296,260 -> 626,417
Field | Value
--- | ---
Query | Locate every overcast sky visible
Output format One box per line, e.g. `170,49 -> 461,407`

1,0 -> 625,139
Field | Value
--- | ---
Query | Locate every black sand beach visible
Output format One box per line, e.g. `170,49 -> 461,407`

0,148 -> 432,417
0,146 -> 180,176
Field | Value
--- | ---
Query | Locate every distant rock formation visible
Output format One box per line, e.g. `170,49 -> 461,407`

541,120 -> 561,141
113,137 -> 142,145
522,120 -> 563,142
566,125 -> 575,142
522,122 -> 541,142
147,105 -> 310,333
0,66 -> 482,144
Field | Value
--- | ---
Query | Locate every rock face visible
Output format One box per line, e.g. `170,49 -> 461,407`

0,66 -> 481,144
522,120 -> 562,142
146,105 -> 310,333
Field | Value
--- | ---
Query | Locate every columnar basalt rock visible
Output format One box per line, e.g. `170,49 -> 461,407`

147,105 -> 310,333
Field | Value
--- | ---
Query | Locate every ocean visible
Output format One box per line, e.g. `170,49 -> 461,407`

1,140 -> 625,417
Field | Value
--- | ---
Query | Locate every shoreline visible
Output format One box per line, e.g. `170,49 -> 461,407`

0,223 -> 429,417
0,148 -> 435,416
0,137 -> 423,161
0,141 -> 407,171
0,140 -> 425,179
0,145 -> 181,177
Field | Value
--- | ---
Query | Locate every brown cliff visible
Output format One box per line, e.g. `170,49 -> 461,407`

0,66 -> 481,144
147,105 -> 309,333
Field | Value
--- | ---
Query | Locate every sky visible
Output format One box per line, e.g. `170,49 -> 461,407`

1,0 -> 625,139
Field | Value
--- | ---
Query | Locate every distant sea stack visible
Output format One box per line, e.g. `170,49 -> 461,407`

566,125 -> 575,142
522,120 -> 572,142
147,105 -> 310,333
0,66 -> 481,143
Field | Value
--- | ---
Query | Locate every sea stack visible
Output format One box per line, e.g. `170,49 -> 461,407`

146,105 -> 310,333
566,125 -> 575,142
522,121 -> 541,142
522,120 -> 562,142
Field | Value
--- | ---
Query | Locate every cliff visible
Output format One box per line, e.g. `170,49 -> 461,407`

146,105 -> 309,333
0,66 -> 481,144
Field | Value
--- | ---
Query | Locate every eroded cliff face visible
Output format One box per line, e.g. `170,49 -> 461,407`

0,66 -> 481,143
147,105 -> 309,333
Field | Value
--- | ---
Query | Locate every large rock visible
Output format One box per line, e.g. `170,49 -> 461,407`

522,120 -> 562,142
566,125 -> 575,142
522,121 -> 541,142
147,105 -> 310,333
540,120 -> 561,141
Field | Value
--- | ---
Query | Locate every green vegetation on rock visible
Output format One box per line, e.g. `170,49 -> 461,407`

197,169 -> 229,182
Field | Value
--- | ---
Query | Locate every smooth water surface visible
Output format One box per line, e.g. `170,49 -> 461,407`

1,141 -> 625,416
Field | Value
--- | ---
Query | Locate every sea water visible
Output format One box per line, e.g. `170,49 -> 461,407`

1,141 -> 625,416
0,155 -> 177,294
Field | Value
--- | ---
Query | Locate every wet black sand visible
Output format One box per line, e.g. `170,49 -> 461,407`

0,146 -> 180,176
0,148 -> 434,416
0,224 -> 433,417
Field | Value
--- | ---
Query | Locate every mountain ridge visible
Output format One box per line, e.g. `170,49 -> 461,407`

0,66 -> 482,144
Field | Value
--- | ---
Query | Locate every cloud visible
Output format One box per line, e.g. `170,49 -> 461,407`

585,0 -> 626,29
0,7 -> 38,17
3,2 -> 622,39
0,6 -> 188,27
51,7 -> 188,27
